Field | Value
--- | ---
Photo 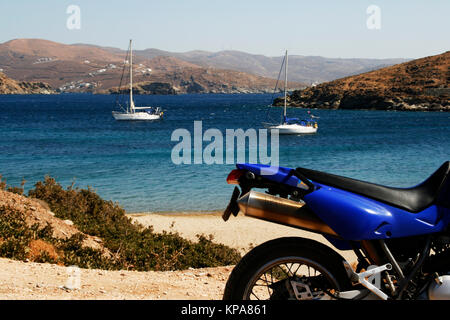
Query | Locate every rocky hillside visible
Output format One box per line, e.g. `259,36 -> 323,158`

105,58 -> 301,95
0,39 -> 304,94
0,189 -> 111,262
0,72 -> 54,94
281,51 -> 449,111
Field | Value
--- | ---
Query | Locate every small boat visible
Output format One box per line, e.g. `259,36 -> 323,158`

263,50 -> 318,134
265,120 -> 317,134
112,39 -> 163,121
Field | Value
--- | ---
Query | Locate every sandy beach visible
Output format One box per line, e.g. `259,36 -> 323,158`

0,257 -> 233,300
130,212 -> 357,263
0,209 -> 356,300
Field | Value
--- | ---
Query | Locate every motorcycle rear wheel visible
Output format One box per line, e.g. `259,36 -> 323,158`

223,237 -> 351,300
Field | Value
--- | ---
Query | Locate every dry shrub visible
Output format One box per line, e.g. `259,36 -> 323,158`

26,176 -> 241,271
28,239 -> 60,263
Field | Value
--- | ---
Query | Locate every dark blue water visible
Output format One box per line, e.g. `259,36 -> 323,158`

0,94 -> 449,212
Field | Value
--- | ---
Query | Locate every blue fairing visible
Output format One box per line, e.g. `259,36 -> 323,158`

236,163 -> 449,242
304,183 -> 447,240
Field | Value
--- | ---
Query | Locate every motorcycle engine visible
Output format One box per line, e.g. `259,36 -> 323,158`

387,234 -> 449,299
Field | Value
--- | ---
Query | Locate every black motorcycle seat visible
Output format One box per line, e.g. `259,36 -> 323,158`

297,161 -> 450,213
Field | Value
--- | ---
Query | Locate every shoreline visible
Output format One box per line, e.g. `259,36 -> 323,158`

129,211 -> 357,263
0,92 -> 277,96
127,210 -> 223,217
0,93 -> 447,112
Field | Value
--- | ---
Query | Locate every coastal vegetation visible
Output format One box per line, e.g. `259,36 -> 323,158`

0,176 -> 241,271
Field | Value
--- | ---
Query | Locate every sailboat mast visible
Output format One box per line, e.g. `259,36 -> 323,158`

129,39 -> 134,113
283,50 -> 288,121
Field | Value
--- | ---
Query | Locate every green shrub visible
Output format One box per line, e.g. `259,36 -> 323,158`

56,233 -> 115,269
27,176 -> 241,271
0,205 -> 33,260
0,205 -> 113,267
33,250 -> 58,264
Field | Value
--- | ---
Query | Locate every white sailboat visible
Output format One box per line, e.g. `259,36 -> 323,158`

112,39 -> 163,121
263,50 -> 318,134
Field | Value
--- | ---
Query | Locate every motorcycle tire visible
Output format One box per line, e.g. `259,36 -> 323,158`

223,237 -> 352,300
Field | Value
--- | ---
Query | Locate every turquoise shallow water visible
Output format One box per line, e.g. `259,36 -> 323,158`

0,93 -> 449,212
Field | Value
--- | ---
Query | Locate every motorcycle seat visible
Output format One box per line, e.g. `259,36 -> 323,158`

297,161 -> 450,213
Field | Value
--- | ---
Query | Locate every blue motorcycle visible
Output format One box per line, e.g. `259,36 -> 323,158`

222,162 -> 450,300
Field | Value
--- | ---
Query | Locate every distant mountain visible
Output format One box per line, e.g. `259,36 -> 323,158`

0,39 -> 410,94
281,51 -> 449,111
0,39 -> 124,92
0,72 -> 54,94
104,58 -> 298,94
73,42 -> 409,84
132,49 -> 409,84
0,39 -> 304,94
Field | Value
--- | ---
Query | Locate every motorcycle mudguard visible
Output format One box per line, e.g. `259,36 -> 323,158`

236,163 -> 448,241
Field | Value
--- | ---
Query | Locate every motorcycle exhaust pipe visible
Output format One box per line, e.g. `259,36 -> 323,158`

237,191 -> 339,237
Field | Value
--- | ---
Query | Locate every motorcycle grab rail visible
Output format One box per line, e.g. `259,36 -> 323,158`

287,168 -> 316,191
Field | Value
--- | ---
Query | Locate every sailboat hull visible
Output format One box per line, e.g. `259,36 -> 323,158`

263,50 -> 318,135
112,111 -> 161,121
112,40 -> 164,121
265,123 -> 318,134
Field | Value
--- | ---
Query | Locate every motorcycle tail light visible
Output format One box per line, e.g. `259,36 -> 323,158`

226,169 -> 244,184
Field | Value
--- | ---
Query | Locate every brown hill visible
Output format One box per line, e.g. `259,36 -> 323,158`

1,39 -> 122,62
0,72 -> 54,94
0,39 -> 305,94
283,51 -> 450,111
106,57 -> 302,94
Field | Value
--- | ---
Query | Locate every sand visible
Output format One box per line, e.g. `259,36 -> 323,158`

130,212 -> 357,263
0,257 -> 232,300
0,211 -> 356,300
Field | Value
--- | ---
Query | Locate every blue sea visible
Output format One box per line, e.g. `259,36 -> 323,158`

0,94 -> 449,213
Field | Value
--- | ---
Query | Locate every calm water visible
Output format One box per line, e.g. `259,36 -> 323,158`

0,94 -> 449,212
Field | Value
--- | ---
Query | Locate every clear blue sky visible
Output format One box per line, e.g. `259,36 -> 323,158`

0,0 -> 448,59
